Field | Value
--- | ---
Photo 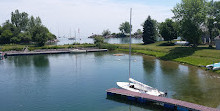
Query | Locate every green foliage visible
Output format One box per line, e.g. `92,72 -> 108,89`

47,32 -> 56,40
31,25 -> 49,46
2,20 -> 20,37
11,9 -> 29,31
28,16 -> 42,31
102,29 -> 111,36
181,19 -> 202,46
0,30 -> 13,44
143,16 -> 157,44
99,44 -> 117,50
18,32 -> 32,43
134,29 -> 142,35
115,33 -> 126,38
0,9 -> 56,46
206,1 -> 220,47
172,0 -> 207,47
10,36 -> 21,43
94,36 -> 104,48
119,21 -> 132,34
159,19 -> 177,42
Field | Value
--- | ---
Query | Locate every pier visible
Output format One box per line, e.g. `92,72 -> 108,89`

106,88 -> 220,111
4,48 -> 108,56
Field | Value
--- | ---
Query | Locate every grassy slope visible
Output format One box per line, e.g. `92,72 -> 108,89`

115,41 -> 220,73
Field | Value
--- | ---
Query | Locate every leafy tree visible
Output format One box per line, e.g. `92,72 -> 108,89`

10,36 -> 21,43
11,9 -> 29,31
94,36 -> 104,48
134,29 -> 142,35
47,32 -> 56,41
31,25 -> 49,46
159,19 -> 177,42
102,29 -> 111,36
2,20 -> 19,37
28,16 -> 42,30
206,0 -> 220,47
182,19 -> 202,46
0,26 -> 2,35
0,30 -> 13,44
0,10 -> 56,45
143,16 -> 157,44
172,0 -> 207,47
18,32 -> 32,43
119,21 -> 132,34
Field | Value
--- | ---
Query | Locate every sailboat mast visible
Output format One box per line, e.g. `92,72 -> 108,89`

129,8 -> 132,80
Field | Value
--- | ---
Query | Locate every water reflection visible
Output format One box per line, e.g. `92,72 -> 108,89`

142,56 -> 155,74
33,55 -> 49,67
1,52 -> 220,110
142,55 -> 220,108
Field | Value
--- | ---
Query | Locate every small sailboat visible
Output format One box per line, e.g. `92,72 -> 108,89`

206,62 -> 220,70
117,8 -> 166,97
68,28 -> 76,40
117,78 -> 166,97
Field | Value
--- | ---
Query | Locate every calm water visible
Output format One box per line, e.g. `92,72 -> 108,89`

55,37 -> 143,45
0,52 -> 220,111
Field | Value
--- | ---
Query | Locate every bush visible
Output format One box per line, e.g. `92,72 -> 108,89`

94,36 -> 104,48
99,44 -> 117,50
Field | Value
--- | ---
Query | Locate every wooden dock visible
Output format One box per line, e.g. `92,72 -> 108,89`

5,49 -> 108,56
106,88 -> 220,111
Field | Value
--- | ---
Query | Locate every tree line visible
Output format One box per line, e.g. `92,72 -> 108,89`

100,0 -> 220,48
143,0 -> 220,47
0,10 -> 56,46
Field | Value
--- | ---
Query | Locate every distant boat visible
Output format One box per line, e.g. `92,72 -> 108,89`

206,62 -> 220,70
68,28 -> 76,40
116,8 -> 166,97
68,37 -> 75,40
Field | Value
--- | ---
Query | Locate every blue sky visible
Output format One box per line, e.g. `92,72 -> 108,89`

0,0 -> 182,37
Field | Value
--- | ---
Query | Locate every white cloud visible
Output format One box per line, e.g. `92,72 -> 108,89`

0,0 -> 174,37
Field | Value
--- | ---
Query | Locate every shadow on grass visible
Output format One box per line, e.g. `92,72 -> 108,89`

157,42 -> 175,46
160,47 -> 213,60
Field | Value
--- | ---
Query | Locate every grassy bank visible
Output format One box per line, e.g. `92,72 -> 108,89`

114,41 -> 220,73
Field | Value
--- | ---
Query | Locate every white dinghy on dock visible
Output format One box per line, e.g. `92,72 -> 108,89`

116,8 -> 166,97
117,78 -> 166,97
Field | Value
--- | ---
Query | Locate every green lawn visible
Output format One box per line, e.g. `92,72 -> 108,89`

115,41 -> 220,73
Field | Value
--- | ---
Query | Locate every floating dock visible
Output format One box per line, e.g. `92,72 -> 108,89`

5,49 -> 108,56
106,88 -> 220,111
